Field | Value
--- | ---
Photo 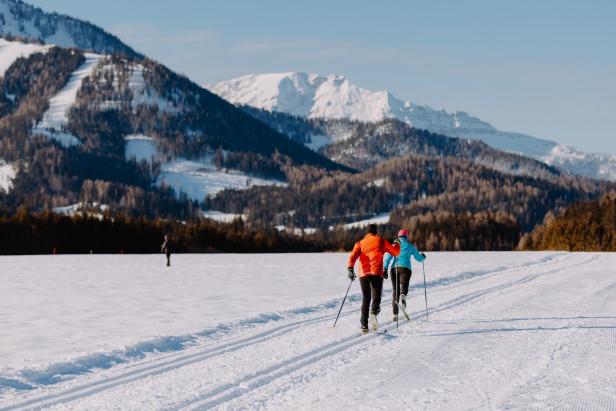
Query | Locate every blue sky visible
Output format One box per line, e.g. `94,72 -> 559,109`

30,0 -> 616,153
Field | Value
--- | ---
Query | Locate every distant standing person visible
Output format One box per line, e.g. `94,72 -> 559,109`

347,224 -> 400,333
383,229 -> 426,321
161,234 -> 171,267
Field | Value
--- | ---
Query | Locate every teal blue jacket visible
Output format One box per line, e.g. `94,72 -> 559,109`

383,237 -> 425,272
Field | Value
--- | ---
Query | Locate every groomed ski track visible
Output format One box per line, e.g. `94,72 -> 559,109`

2,252 -> 616,410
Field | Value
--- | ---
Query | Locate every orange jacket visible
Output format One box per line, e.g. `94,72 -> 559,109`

347,233 -> 400,277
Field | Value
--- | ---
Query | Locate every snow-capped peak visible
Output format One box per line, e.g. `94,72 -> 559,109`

208,71 -> 547,154
208,72 -> 397,123
209,72 -> 616,181
0,0 -> 139,57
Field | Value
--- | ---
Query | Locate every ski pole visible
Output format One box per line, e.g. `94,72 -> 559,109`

422,261 -> 429,320
333,278 -> 354,328
394,257 -> 399,332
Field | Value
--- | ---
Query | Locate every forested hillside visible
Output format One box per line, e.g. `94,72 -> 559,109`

0,39 -> 348,220
519,193 -> 616,251
243,108 -> 564,180
206,153 -> 614,232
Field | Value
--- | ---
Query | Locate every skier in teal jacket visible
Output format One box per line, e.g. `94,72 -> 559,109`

383,229 -> 426,320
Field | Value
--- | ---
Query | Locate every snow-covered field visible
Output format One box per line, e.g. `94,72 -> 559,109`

1,252 -> 615,410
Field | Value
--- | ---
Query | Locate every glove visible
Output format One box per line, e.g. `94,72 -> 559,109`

421,252 -> 426,259
347,268 -> 356,280
383,269 -> 388,279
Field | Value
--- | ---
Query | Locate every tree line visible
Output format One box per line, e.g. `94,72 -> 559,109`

519,193 -> 616,251
0,208 -> 526,254
206,153 -> 615,231
0,209 -> 334,255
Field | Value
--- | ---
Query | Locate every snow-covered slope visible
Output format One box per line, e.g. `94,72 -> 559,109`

0,0 -> 140,57
13,43 -> 285,201
0,37 -> 49,77
1,252 -> 615,410
159,158 -> 286,200
210,72 -> 616,180
0,159 -> 15,192
32,53 -> 102,147
122,135 -> 286,200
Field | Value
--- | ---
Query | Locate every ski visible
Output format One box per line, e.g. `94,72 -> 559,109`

398,303 -> 411,321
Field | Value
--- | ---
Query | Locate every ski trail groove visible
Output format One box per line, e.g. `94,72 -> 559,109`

0,312 -> 346,411
174,255 -> 584,410
0,253 -> 579,411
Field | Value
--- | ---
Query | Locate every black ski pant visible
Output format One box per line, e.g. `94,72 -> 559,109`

390,267 -> 412,314
359,275 -> 383,328
165,250 -> 171,266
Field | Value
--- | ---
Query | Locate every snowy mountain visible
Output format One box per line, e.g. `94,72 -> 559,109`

0,0 -> 140,56
210,72 -> 616,181
242,107 -> 564,181
0,37 -> 343,218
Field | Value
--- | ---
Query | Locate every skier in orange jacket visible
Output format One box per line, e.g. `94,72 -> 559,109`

347,224 -> 400,333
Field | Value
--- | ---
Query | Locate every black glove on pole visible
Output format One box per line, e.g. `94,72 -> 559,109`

334,270 -> 355,327
347,267 -> 356,280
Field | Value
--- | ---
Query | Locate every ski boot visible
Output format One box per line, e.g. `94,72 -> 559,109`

361,326 -> 369,334
369,311 -> 379,331
400,293 -> 407,309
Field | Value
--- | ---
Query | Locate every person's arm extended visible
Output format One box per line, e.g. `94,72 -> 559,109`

347,241 -> 361,269
412,244 -> 426,262
383,253 -> 393,271
383,239 -> 400,257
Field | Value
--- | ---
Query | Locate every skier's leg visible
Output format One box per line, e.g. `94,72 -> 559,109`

390,269 -> 398,315
166,251 -> 171,267
370,276 -> 383,316
400,268 -> 411,297
359,276 -> 371,329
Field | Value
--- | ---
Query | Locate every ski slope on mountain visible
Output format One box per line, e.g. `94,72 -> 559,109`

0,160 -> 15,193
0,38 -> 49,77
1,252 -> 615,410
210,72 -> 616,181
158,158 -> 287,200
32,53 -> 102,147
124,135 -> 286,200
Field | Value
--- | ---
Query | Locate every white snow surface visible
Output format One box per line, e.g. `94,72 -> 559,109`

128,64 -> 180,113
158,158 -> 286,201
0,38 -> 49,77
52,202 -> 109,217
122,136 -> 286,202
201,210 -> 244,223
344,212 -> 391,229
0,3 -> 77,50
124,135 -> 158,163
0,159 -> 16,192
32,53 -> 102,147
210,72 -> 616,181
1,252 -> 615,410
